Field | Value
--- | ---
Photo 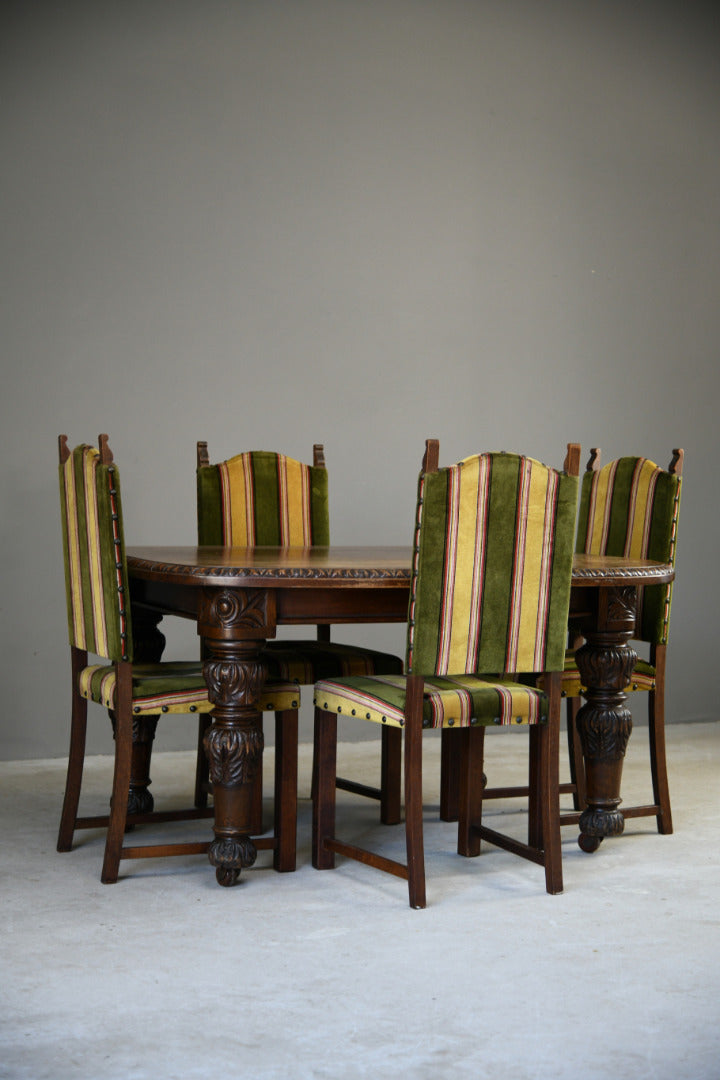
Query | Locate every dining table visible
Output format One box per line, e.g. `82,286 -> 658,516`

127,545 -> 674,887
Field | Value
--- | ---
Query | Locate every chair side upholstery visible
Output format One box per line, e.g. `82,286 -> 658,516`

197,450 -> 329,546
575,457 -> 682,645
58,444 -> 132,662
407,452 -> 577,677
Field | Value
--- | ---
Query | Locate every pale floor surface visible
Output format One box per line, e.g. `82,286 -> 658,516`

1,722 -> 718,1080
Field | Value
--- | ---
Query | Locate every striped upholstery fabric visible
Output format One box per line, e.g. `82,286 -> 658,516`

575,456 -> 682,645
59,444 -> 132,663
315,673 -> 548,729
315,452 -> 577,731
79,662 -> 300,715
197,451 -> 330,547
408,453 -> 578,678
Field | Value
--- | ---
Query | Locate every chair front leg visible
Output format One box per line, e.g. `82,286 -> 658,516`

312,707 -> 338,870
404,675 -> 426,909
101,665 -> 134,884
540,672 -> 563,895
273,710 -> 298,872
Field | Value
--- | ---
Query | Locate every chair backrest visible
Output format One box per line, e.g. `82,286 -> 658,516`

58,435 -> 132,663
575,449 -> 683,645
196,443 -> 330,546
407,442 -> 580,677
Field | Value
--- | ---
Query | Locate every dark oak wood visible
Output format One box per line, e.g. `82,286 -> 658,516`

565,447 -> 684,842
127,544 -> 674,886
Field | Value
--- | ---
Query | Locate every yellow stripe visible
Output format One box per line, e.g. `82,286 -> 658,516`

515,463 -> 549,671
64,456 -> 86,648
281,457 -> 311,545
587,463 -> 615,553
445,456 -> 481,673
83,449 -> 108,656
221,456 -> 252,546
626,460 -> 659,558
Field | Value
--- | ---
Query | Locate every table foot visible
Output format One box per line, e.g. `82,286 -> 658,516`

209,835 -> 257,886
578,832 -> 603,853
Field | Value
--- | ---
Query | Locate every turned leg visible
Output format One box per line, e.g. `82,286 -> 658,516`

109,712 -> 159,816
121,607 -> 166,815
574,585 -> 637,852
198,586 -> 275,887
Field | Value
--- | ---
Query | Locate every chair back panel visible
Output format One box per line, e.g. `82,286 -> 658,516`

59,444 -> 131,662
197,451 -> 330,546
407,453 -> 577,677
576,456 -> 682,644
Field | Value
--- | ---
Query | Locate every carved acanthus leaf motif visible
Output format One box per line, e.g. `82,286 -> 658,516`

607,585 -> 637,626
576,704 -> 632,760
203,659 -> 264,708
575,643 -> 637,694
208,836 -> 257,871
204,725 -> 264,785
580,807 -> 625,838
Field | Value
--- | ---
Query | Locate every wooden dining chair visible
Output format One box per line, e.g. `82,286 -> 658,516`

561,448 -> 684,835
311,441 -> 580,906
196,442 -> 405,826
57,435 -> 301,881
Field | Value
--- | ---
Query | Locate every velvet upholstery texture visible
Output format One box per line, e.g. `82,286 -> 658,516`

316,453 -> 578,729
197,450 -> 330,547
59,444 -> 131,663
408,453 -> 577,679
575,456 -> 682,646
315,673 -> 548,729
79,662 -> 300,716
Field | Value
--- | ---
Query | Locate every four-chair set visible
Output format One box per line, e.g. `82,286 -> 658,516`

56,435 -> 683,906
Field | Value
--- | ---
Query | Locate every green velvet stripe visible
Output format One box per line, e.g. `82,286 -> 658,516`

196,466 -> 224,545
79,662 -> 301,714
262,640 -> 403,683
314,673 -> 549,729
407,453 -> 577,677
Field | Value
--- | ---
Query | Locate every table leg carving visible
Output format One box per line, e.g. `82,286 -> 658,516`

109,712 -> 160,816
109,608 -> 166,817
203,640 -> 266,886
574,585 -> 637,851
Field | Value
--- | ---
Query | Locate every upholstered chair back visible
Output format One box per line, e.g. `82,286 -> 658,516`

575,455 -> 682,646
197,450 -> 330,547
58,440 -> 132,663
407,452 -> 578,678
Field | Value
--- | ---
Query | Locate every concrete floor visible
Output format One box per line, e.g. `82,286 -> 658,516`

1,721 -> 718,1080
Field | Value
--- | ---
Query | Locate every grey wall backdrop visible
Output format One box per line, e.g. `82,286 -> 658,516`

2,0 -> 718,760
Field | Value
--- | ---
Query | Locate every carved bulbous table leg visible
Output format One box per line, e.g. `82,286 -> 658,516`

198,586 -> 275,887
573,585 -> 637,852
203,642 -> 265,886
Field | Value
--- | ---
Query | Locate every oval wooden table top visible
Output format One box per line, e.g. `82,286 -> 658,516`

127,545 -> 674,588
